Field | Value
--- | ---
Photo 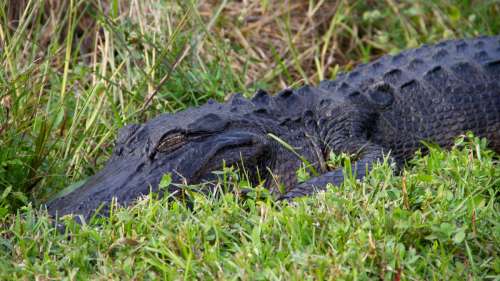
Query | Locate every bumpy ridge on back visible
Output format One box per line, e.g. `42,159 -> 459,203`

319,36 -> 500,97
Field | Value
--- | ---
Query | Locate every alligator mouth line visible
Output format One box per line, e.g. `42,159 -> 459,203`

192,141 -> 270,185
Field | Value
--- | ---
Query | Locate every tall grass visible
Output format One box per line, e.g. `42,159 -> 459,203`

0,0 -> 246,211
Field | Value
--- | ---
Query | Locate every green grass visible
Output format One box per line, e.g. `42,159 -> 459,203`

1,135 -> 499,279
0,0 -> 499,279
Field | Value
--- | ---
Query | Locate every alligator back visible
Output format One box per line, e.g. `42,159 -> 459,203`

319,36 -> 500,159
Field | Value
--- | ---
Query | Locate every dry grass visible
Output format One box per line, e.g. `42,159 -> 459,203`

4,0 -> 343,88
4,0 -> 497,90
199,0 -> 341,87
198,0 -> 499,87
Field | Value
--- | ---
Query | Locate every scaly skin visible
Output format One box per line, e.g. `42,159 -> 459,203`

282,35 -> 500,198
48,36 -> 500,220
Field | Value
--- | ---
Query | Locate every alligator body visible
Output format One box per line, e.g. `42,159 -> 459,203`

48,36 -> 500,220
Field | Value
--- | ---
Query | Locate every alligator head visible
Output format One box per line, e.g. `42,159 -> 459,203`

47,88 -> 324,220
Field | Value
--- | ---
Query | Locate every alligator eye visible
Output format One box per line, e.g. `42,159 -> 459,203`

157,132 -> 187,153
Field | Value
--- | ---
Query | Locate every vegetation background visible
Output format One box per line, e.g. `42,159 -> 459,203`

0,0 -> 498,279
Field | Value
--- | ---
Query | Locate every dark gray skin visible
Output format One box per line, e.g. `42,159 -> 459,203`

48,36 -> 500,220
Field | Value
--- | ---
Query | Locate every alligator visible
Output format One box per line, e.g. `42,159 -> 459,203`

47,36 -> 500,220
